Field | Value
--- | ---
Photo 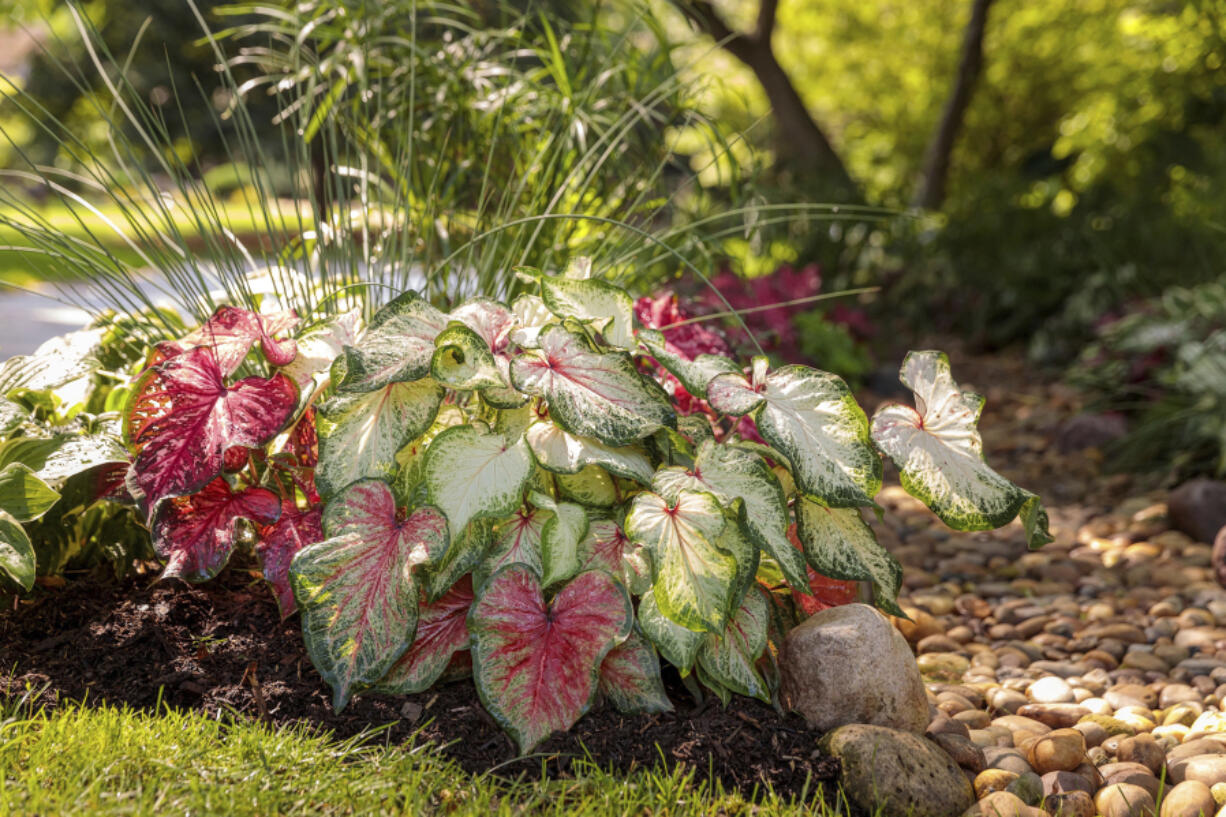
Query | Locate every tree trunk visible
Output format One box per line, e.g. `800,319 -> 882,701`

913,0 -> 995,210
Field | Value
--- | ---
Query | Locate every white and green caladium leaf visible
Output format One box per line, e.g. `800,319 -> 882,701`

625,489 -> 735,633
708,363 -> 881,508
795,497 -> 904,616
556,465 -> 619,508
431,324 -> 506,392
637,329 -> 739,399
540,273 -> 635,350
291,479 -> 449,711
696,587 -> 770,703
870,351 -> 1052,549
718,502 -> 762,618
0,463 -> 60,522
449,297 -> 515,351
424,518 -> 493,602
315,379 -> 444,499
525,420 -> 654,484
528,491 -> 590,587
638,589 -> 702,674
508,294 -> 553,348
576,519 -> 651,595
652,440 -> 808,593
424,424 -> 534,538
283,308 -> 364,394
598,627 -> 673,715
333,291 -> 447,393
0,508 -> 35,591
510,325 -> 675,447
393,404 -> 466,506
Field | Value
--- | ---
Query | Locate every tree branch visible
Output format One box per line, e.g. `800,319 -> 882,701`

756,0 -> 779,42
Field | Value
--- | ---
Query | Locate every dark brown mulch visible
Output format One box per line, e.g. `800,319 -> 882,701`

0,564 -> 837,801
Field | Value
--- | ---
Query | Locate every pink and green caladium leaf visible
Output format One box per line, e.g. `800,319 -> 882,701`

576,519 -> 651,596
696,587 -> 770,703
539,271 -> 635,350
257,501 -> 323,618
637,589 -> 702,674
163,305 -> 300,375
525,420 -> 654,484
625,489 -> 735,633
794,497 -> 904,616
315,379 -> 444,499
378,574 -> 474,695
469,565 -> 632,754
333,291 -> 447,393
510,325 -> 675,447
870,351 -> 1052,549
652,440 -> 808,594
282,308 -> 364,394
125,347 -> 298,508
151,477 -> 281,582
478,508 -> 548,585
708,364 -> 881,508
424,424 -> 534,538
637,328 -> 738,400
424,518 -> 493,602
291,479 -> 449,711
598,627 -> 673,715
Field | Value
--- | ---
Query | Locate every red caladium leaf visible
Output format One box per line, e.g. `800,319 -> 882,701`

378,574 -> 474,694
598,627 -> 673,715
150,477 -> 281,582
291,479 -> 449,711
125,346 -> 298,508
257,501 -> 323,618
222,446 -> 251,473
469,565 -> 632,754
162,305 -> 300,374
283,408 -> 319,468
786,523 -> 859,616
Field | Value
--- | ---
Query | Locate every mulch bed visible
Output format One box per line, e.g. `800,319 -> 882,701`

0,563 -> 838,801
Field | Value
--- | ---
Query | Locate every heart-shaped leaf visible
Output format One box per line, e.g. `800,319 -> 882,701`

625,489 -> 734,633
532,493 -> 589,587
431,324 -> 507,391
424,424 -> 534,537
0,509 -> 34,591
449,297 -> 515,351
125,346 -> 298,507
599,627 -> 673,714
708,364 -> 881,508
576,519 -> 651,595
794,498 -> 903,616
0,463 -> 60,522
469,565 -> 632,754
379,574 -> 474,695
164,305 -> 300,374
637,588 -> 702,674
315,379 -> 443,499
292,479 -> 449,710
637,328 -> 738,399
540,273 -> 635,349
510,325 -> 674,447
696,587 -> 770,702
283,308 -> 364,392
525,420 -> 654,484
479,508 -> 547,584
151,477 -> 281,582
424,518 -> 493,602
870,350 -> 1052,548
333,291 -> 447,393
257,501 -> 323,617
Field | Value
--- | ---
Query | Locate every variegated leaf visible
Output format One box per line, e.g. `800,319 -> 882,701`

393,403 -> 466,505
556,465 -> 619,508
431,324 -> 506,391
151,477 -> 281,582
794,498 -> 903,616
638,589 -> 702,675
535,495 -> 589,587
469,566 -> 632,754
0,463 -> 60,522
870,350 -> 1052,549
0,509 -> 35,591
425,518 -> 493,601
599,627 -> 673,714
165,305 -> 300,375
525,420 -> 654,484
424,424 -> 534,537
283,308 -> 364,393
315,379 -> 443,499
478,508 -> 548,585
540,273 -> 635,350
708,365 -> 881,507
333,291 -> 447,393
378,574 -> 474,695
449,297 -> 515,351
696,587 -> 770,702
510,325 -> 674,447
625,489 -> 734,633
576,519 -> 651,595
292,479 -> 449,710
637,329 -> 738,399
256,501 -> 323,618
509,293 -> 553,348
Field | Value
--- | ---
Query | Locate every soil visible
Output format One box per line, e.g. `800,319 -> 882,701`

0,562 -> 838,800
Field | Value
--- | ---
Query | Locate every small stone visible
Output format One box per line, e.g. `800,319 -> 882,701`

1006,770 -> 1043,806
1095,783 -> 1157,817
1185,756 -> 1226,788
984,747 -> 1033,776
1106,685 -> 1159,710
1117,733 -> 1166,776
1044,790 -> 1095,817
1211,781 -> 1226,805
1018,703 -> 1090,729
962,791 -> 1042,817
918,652 -> 972,681
989,688 -> 1030,715
931,732 -> 986,773
1042,770 -> 1096,797
1026,728 -> 1087,773
1160,781 -> 1216,817
1188,712 -> 1226,741
1101,762 -> 1162,799
1169,479 -> 1226,544
1028,676 -> 1076,704
974,768 -> 1018,799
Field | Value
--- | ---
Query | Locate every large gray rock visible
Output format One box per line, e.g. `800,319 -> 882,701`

1169,479 -> 1226,544
779,603 -> 929,734
821,724 -> 975,817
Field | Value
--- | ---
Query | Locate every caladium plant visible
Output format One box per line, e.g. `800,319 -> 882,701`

116,262 -> 1050,755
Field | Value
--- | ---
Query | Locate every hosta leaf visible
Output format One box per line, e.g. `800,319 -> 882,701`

870,351 -> 1052,548
637,329 -> 738,399
283,308 -> 364,392
0,327 -> 105,393
424,424 -> 533,537
125,347 -> 298,508
540,274 -> 635,349
0,432 -> 129,486
510,325 -> 674,447
599,628 -> 673,714
167,306 -> 300,374
315,379 -> 443,499
0,463 -> 60,522
0,509 -> 34,591
334,291 -> 447,393
292,479 -> 449,711
577,519 -> 651,595
709,365 -> 881,507
424,518 -> 493,602
525,420 -> 654,484
469,565 -> 632,754
151,477 -> 281,582
794,498 -> 903,616
556,465 -> 619,507
625,490 -> 734,633
697,587 -> 770,702
479,508 -> 548,585
379,575 -> 474,695
638,590 -> 702,674
431,324 -> 506,391
257,502 -> 323,618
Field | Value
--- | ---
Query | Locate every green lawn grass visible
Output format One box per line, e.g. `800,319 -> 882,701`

0,697 -> 853,817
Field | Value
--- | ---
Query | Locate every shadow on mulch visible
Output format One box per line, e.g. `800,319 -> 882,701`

0,565 -> 838,802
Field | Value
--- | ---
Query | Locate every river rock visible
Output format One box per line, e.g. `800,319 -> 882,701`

962,791 -> 1044,817
1169,480 -> 1226,544
1096,783 -> 1157,817
1044,790 -> 1095,817
1160,781 -> 1216,817
1027,729 -> 1087,773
